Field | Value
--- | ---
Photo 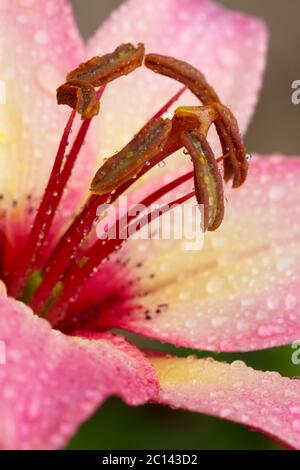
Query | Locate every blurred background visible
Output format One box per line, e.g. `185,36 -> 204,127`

68,0 -> 300,450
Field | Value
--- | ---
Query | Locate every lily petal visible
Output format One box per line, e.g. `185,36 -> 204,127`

0,282 -> 157,449
87,0 -> 268,158
149,354 -> 300,449
106,155 -> 300,352
0,1 -> 95,236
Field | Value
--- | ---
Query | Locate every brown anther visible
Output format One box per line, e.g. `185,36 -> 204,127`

214,103 -> 248,187
56,80 -> 99,120
67,43 -> 145,86
144,53 -> 246,188
181,129 -> 224,231
56,45 -> 248,233
57,43 -> 145,119
90,118 -> 172,195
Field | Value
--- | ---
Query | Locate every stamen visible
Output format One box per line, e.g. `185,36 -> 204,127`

10,86 -> 106,298
45,183 -> 195,327
29,167 -> 195,315
144,53 -> 247,187
34,169 -> 194,319
215,103 -> 248,185
67,43 -> 145,86
181,130 -> 224,231
57,43 -> 145,119
8,109 -> 76,297
8,43 -> 247,328
28,194 -> 100,313
57,80 -> 99,120
90,118 -> 172,195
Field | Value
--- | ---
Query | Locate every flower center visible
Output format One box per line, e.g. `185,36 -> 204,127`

3,43 -> 247,332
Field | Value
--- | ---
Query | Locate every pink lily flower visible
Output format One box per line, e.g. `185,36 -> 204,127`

1,0 -> 300,450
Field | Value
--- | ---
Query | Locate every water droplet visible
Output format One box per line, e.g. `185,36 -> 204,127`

34,29 -> 49,44
285,294 -> 298,310
211,316 -> 226,328
268,186 -> 284,201
289,405 -> 300,415
19,0 -> 35,6
158,161 -> 166,168
241,298 -> 255,307
267,296 -> 280,310
236,319 -> 249,331
231,360 -> 246,368
292,419 -> 300,432
276,256 -> 293,272
178,291 -> 191,301
45,1 -> 59,16
27,395 -> 40,420
218,48 -> 239,67
257,324 -> 284,338
220,408 -> 233,418
206,276 -> 224,294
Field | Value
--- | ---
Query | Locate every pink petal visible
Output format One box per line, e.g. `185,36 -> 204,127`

0,1 -> 95,241
105,155 -> 300,352
0,282 -> 157,449
87,0 -> 268,158
149,354 -> 300,449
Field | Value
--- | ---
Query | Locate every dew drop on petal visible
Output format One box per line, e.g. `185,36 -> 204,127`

285,294 -> 298,310
220,408 -> 233,418
231,360 -> 246,369
267,296 -> 280,310
211,316 -> 226,328
18,0 -> 35,6
218,48 -> 239,67
206,276 -> 224,294
34,29 -> 49,45
276,256 -> 294,273
268,186 -> 284,201
289,405 -> 300,415
257,324 -> 284,338
292,419 -> 300,432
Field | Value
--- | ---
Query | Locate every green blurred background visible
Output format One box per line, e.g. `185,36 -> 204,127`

67,0 -> 300,450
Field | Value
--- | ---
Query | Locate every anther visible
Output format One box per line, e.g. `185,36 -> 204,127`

57,43 -> 145,119
144,53 -> 247,188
